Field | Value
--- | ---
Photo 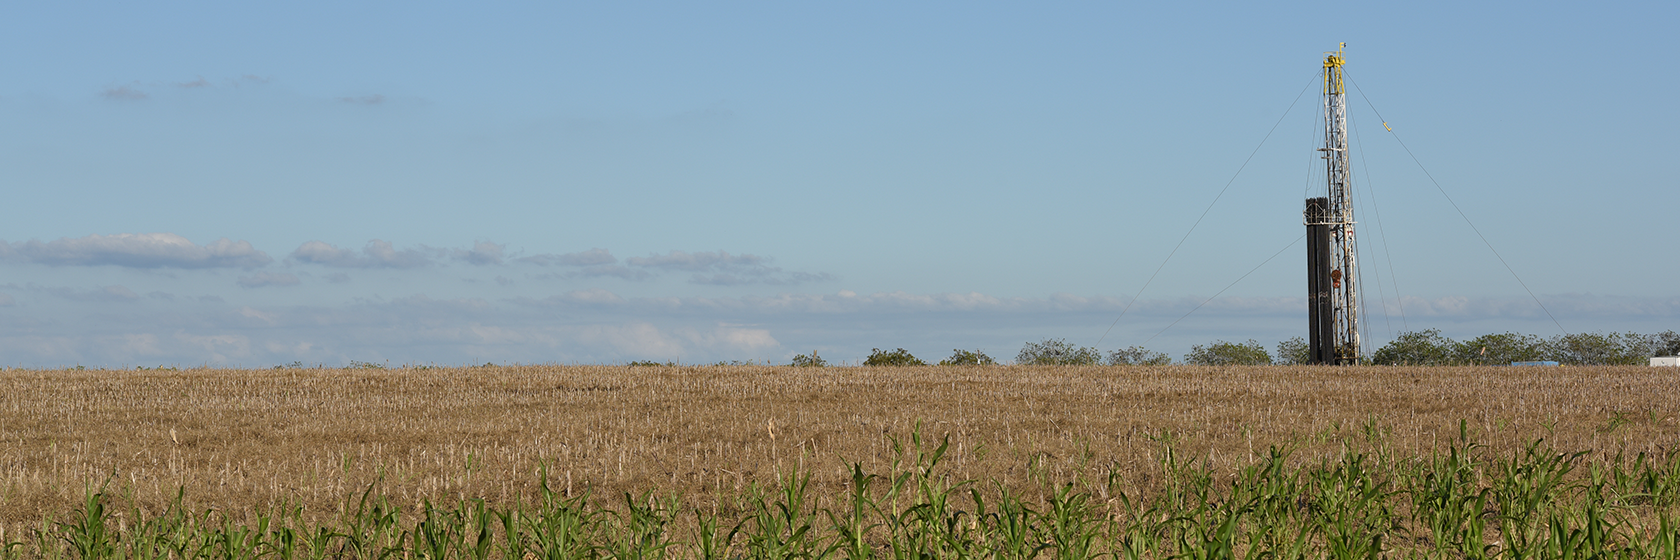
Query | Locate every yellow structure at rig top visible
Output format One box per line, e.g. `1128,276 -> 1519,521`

1323,42 -> 1345,93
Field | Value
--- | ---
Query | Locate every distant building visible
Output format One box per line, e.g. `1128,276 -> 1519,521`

1653,356 -> 1680,367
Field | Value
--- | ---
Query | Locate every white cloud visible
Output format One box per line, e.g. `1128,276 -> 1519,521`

690,271 -> 836,286
264,340 -> 314,356
337,94 -> 386,105
0,238 -> 830,287
687,325 -> 779,353
0,293 -> 13,306
624,250 -> 834,286
237,272 -> 301,289
517,248 -> 617,267
560,288 -> 624,305
118,333 -> 163,356
453,242 -> 506,265
237,307 -> 276,323
173,332 -> 252,363
0,233 -> 272,269
1391,294 -> 1680,319
626,250 -> 765,271
515,249 -> 649,281
101,85 -> 148,100
40,285 -> 143,303
574,323 -> 687,357
535,265 -> 652,281
288,240 -> 433,268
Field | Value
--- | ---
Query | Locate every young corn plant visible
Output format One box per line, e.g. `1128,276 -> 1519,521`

899,437 -> 981,560
205,509 -> 271,560
825,464 -> 879,560
1042,483 -> 1102,560
1232,447 -> 1312,560
524,480 -> 602,560
1406,440 -> 1494,557
335,485 -> 408,560
412,500 -> 466,560
55,486 -> 116,560
1495,440 -> 1586,557
730,471 -> 820,560
603,492 -> 679,560
1106,491 -> 1163,560
463,499 -> 499,560
694,509 -> 730,560
1307,453 -> 1395,560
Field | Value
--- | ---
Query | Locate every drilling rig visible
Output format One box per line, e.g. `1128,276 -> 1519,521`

1306,44 -> 1361,365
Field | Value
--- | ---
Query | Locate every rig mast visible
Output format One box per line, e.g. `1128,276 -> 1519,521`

1306,44 -> 1361,365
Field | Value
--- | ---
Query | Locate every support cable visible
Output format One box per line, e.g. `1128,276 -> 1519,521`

1346,114 -> 1396,343
1096,74 -> 1318,348
1352,232 -> 1378,355
1346,76 -> 1568,335
1142,234 -> 1306,346
1302,75 -> 1325,201
1349,213 -> 1383,351
1349,109 -> 1409,332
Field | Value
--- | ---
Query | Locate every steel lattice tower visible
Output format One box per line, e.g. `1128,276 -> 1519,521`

1306,44 -> 1361,365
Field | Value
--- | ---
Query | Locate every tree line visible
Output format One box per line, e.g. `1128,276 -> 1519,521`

1367,329 -> 1680,366
800,329 -> 1680,367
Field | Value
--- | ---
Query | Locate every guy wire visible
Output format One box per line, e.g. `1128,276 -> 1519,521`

1142,234 -> 1306,346
1096,73 -> 1318,348
1349,106 -> 1409,332
1346,113 -> 1396,342
1346,75 -> 1568,336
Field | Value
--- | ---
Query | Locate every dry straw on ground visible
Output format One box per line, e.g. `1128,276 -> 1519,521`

0,364 -> 1675,529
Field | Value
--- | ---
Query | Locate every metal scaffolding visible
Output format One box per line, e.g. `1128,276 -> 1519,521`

1306,44 -> 1361,365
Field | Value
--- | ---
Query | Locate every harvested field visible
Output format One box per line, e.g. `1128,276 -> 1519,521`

1,364 -> 1675,531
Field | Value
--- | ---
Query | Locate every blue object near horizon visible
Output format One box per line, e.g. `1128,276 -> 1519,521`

1511,361 -> 1561,367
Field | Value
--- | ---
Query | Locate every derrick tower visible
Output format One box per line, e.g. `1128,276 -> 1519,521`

1306,44 -> 1361,365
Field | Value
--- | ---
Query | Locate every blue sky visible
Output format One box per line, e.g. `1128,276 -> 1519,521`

1,1 -> 1675,366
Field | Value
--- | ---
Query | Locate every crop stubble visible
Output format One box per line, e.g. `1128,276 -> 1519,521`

0,364 -> 1674,528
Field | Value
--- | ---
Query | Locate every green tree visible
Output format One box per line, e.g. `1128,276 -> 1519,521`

1647,330 -> 1680,357
939,349 -> 997,366
864,348 -> 926,366
1545,332 -> 1648,365
1274,337 -> 1310,365
1016,339 -> 1102,366
1372,329 -> 1457,365
1454,332 -> 1545,365
789,350 -> 826,368
1106,346 -> 1170,365
1184,339 -> 1271,366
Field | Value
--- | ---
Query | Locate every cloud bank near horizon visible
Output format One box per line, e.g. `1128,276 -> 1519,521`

0,233 -> 836,288
276,241 -> 833,286
1,233 -> 1673,367
0,233 -> 271,269
0,285 -> 1671,368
